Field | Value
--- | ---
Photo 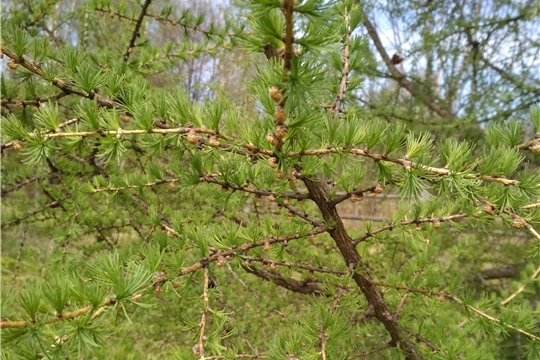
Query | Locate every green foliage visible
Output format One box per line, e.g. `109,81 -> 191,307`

1,0 -> 540,359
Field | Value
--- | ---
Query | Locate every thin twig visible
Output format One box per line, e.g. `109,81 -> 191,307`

353,212 -> 468,244
319,324 -> 327,360
1,92 -> 68,107
370,280 -> 540,342
95,8 -> 238,39
332,5 -> 351,116
240,257 -> 345,276
347,345 -> 390,359
2,198 -> 69,229
123,0 -> 153,62
500,265 -> 540,306
198,267 -> 210,359
205,356 -> 266,359
226,263 -> 260,300
521,202 -> 540,209
138,44 -> 231,68
1,298 -> 116,329
13,225 -> 28,282
0,45 -> 115,108
24,0 -> 53,28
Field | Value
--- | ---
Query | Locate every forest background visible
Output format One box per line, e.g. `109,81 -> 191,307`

1,0 -> 540,359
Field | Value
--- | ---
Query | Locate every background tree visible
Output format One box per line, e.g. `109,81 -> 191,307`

1,0 -> 540,359
357,0 -> 540,136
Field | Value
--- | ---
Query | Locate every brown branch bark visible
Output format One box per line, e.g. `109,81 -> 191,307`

1,298 -> 116,329
0,45 -> 115,108
242,264 -> 325,295
24,0 -> 53,28
332,6 -> 351,115
301,177 -> 423,359
123,0 -> 153,62
282,0 -> 295,72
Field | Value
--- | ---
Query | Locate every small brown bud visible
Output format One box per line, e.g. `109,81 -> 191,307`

187,130 -> 199,144
16,102 -> 24,110
350,194 -> 364,202
32,106 -> 39,112
276,170 -> 287,179
438,295 -> 445,302
153,283 -> 163,295
267,132 -> 280,147
263,242 -> 271,252
274,107 -> 287,124
433,220 -> 441,229
531,143 -> 540,154
109,11 -> 115,18
0,51 -> 4,59
483,205 -> 496,215
309,235 -> 316,244
268,194 -> 276,202
512,218 -> 524,229
13,142 -> 22,150
374,183 -> 383,194
268,157 -> 278,168
171,278 -> 181,288
221,185 -> 229,192
120,113 -> 130,123
288,179 -> 297,188
208,136 -> 219,147
283,198 -> 290,206
274,124 -> 288,140
270,262 -> 276,270
287,210 -> 294,217
391,53 -> 403,65
415,224 -> 422,231
7,59 -> 18,70
370,192 -> 378,197
100,10 -> 105,16
217,256 -> 226,267
269,86 -> 283,103
169,181 -> 176,188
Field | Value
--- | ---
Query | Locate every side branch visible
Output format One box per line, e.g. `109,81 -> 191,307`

1,92 -> 68,107
176,227 -> 328,278
332,5 -> 351,115
199,175 -> 310,201
242,264 -> 325,295
1,298 -> 116,329
0,45 -> 115,108
370,280 -> 540,342
1,126 -> 274,157
123,0 -> 153,62
353,213 -> 468,244
241,257 -> 346,275
2,197 -> 69,229
288,147 -> 522,186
